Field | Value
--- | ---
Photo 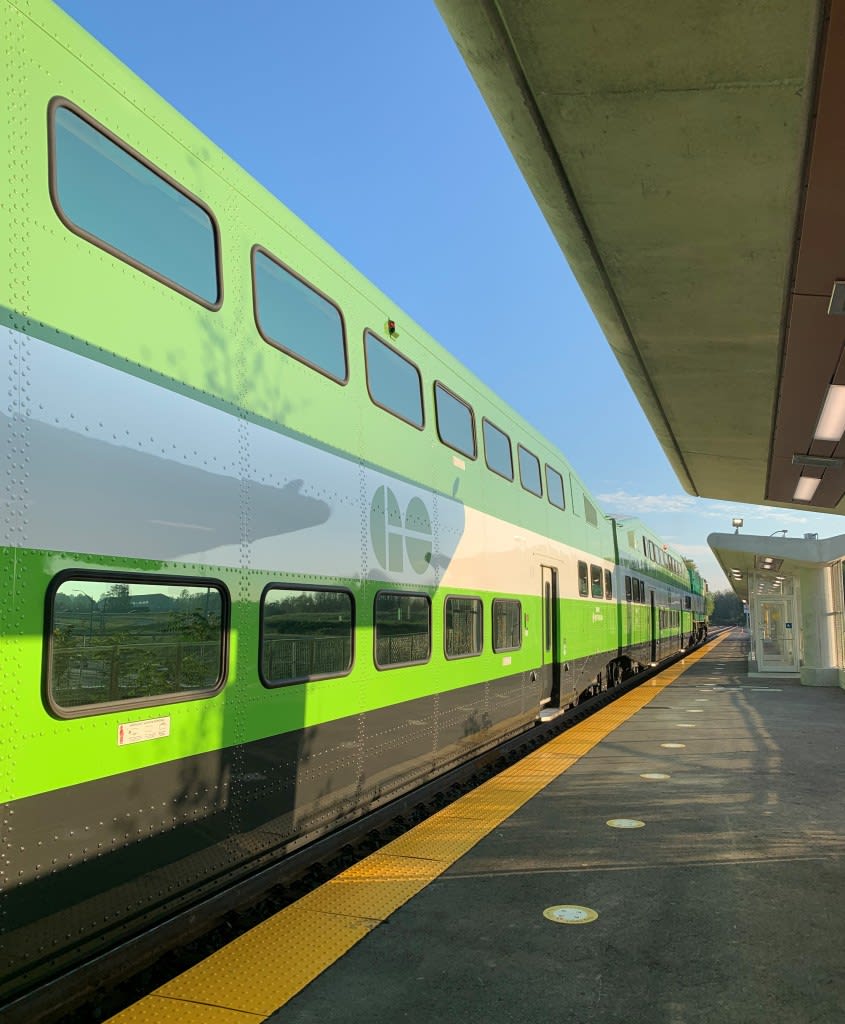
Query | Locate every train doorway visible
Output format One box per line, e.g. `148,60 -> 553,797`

541,565 -> 560,707
649,590 -> 657,664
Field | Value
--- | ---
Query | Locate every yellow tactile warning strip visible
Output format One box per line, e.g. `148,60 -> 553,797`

107,633 -> 729,1023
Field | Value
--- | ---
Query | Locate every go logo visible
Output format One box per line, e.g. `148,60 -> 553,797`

370,485 -> 432,574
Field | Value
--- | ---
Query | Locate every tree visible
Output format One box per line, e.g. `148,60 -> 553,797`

710,590 -> 745,626
103,582 -> 131,612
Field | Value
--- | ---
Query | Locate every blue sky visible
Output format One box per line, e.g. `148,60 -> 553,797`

55,0 -> 845,589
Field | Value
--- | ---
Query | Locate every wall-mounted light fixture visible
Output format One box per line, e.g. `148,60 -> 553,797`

792,453 -> 843,469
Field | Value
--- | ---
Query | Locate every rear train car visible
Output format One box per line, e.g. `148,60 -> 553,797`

0,0 -> 705,1007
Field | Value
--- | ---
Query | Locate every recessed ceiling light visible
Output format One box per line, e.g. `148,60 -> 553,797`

828,281 -> 845,315
814,385 -> 845,442
794,476 -> 822,501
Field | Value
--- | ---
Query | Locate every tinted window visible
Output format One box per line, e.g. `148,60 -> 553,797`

483,419 -> 514,480
492,598 -> 522,652
253,249 -> 347,382
625,575 -> 632,602
374,592 -> 430,667
584,497 -> 598,526
590,564 -> 603,598
577,561 -> 588,597
444,596 -> 483,658
518,445 -> 542,497
51,104 -> 219,305
434,383 -> 476,458
545,466 -> 565,510
365,331 -> 424,427
261,587 -> 352,685
48,576 -> 225,713
604,569 -> 613,600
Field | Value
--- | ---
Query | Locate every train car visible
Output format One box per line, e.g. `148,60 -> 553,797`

611,516 -> 709,676
0,0 -> 706,1008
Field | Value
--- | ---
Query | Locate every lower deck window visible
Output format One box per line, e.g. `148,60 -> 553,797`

445,595 -> 483,658
261,586 -> 353,685
492,598 -> 522,652
375,591 -> 431,667
47,574 -> 226,714
577,561 -> 588,597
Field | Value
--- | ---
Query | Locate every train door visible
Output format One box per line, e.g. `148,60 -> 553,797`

541,565 -> 560,707
649,589 -> 657,664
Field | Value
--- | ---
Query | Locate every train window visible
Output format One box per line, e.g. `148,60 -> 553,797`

374,592 -> 431,667
482,419 -> 514,481
365,331 -> 424,428
492,598 -> 522,652
434,382 -> 477,458
444,596 -> 483,659
260,586 -> 353,686
545,466 -> 565,510
49,101 -> 220,307
517,445 -> 542,497
252,247 -> 347,383
590,564 -> 603,598
604,569 -> 613,600
625,575 -> 632,602
46,574 -> 227,716
639,580 -> 646,603
685,596 -> 692,610
584,497 -> 598,526
577,561 -> 589,597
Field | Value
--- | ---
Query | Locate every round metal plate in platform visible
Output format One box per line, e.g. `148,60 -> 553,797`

606,818 -> 645,829
661,742 -> 685,748
543,905 -> 599,925
640,772 -> 671,780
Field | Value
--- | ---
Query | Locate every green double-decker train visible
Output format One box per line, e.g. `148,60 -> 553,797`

0,0 -> 708,1010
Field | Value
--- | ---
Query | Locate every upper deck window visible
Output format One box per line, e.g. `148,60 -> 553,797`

434,383 -> 476,458
365,331 -> 424,428
50,101 -> 220,307
545,466 -> 565,510
518,445 -> 542,497
253,247 -> 347,382
482,419 -> 514,481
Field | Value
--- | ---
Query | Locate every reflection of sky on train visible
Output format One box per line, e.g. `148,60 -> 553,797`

53,2 -> 845,589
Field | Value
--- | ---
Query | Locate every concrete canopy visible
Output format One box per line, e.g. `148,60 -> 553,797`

435,1 -> 845,511
708,531 -> 845,604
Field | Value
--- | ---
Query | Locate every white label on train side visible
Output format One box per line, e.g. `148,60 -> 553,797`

452,455 -> 465,470
118,717 -> 171,746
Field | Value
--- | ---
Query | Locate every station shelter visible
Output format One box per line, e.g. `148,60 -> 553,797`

709,531 -> 845,688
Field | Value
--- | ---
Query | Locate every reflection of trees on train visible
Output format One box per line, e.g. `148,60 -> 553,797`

262,589 -> 353,682
51,583 -> 223,707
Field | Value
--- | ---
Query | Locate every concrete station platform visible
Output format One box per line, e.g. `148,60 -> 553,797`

111,632 -> 845,1024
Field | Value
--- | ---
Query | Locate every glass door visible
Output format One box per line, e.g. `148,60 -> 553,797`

755,598 -> 798,672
